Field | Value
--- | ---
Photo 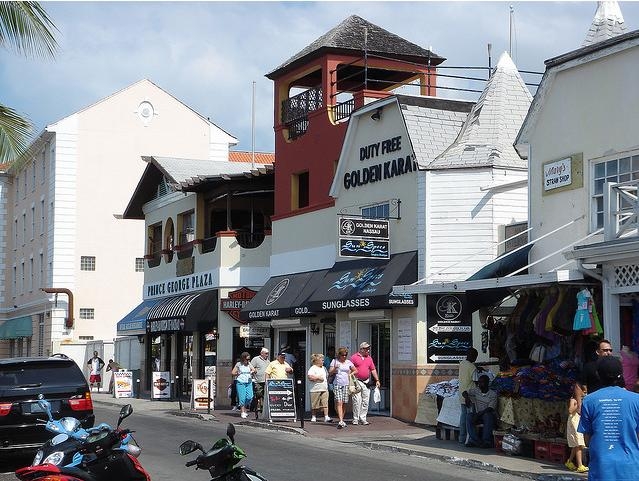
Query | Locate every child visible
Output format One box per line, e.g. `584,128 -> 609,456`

565,383 -> 588,473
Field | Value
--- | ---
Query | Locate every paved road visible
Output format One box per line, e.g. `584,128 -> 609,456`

1,403 -> 524,481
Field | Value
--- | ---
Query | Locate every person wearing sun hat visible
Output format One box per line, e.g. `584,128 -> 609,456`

265,350 -> 294,380
578,355 -> 639,481
350,341 -> 381,426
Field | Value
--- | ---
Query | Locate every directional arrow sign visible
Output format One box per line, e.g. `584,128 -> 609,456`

269,389 -> 293,395
429,354 -> 466,362
429,324 -> 472,334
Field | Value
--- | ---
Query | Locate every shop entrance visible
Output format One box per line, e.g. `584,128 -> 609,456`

356,320 -> 390,415
277,329 -> 307,407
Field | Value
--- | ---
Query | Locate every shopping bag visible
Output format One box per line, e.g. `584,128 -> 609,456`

348,373 -> 362,394
373,386 -> 381,404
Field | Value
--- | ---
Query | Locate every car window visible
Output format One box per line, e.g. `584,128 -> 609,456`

0,361 -> 86,387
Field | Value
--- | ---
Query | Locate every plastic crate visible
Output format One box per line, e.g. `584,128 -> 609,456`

549,442 -> 568,463
534,440 -> 550,460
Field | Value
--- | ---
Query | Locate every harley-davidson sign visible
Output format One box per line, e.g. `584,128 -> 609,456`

220,287 -> 257,323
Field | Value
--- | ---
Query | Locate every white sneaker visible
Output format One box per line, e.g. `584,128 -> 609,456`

311,416 -> 317,422
240,412 -> 248,419
324,416 -> 333,423
352,420 -> 359,425
231,406 -> 238,411
337,421 -> 346,429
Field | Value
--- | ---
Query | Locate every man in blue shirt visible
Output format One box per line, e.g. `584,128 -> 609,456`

578,356 -> 639,481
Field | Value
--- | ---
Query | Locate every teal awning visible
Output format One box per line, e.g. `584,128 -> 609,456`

0,316 -> 33,339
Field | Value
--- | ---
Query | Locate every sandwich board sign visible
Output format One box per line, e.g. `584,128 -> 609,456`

265,378 -> 296,421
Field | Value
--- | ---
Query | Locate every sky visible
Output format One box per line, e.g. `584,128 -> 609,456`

2,0 -> 639,154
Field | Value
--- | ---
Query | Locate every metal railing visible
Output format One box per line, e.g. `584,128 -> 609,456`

605,180 -> 639,240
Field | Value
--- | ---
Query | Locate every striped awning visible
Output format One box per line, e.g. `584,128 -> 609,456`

0,316 -> 33,340
146,290 -> 218,333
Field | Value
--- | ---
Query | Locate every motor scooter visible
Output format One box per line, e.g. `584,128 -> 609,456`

180,423 -> 267,480
15,395 -> 149,481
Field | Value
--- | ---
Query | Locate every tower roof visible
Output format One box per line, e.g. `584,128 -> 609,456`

426,52 -> 532,171
266,15 -> 444,79
582,1 -> 626,47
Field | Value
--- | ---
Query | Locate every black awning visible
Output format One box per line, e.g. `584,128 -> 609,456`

306,251 -> 417,312
465,244 -> 534,312
240,269 -> 329,321
146,289 -> 218,333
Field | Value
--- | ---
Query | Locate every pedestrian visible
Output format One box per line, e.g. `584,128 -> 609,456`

329,346 -> 357,429
565,383 -> 588,473
307,353 -> 332,423
231,352 -> 256,419
250,348 -> 270,418
324,346 -> 337,417
265,351 -> 293,380
462,374 -> 498,448
458,347 -> 479,445
578,356 -> 639,481
230,356 -> 240,411
105,358 -> 122,394
350,341 -> 381,426
578,338 -> 614,395
86,351 -> 105,392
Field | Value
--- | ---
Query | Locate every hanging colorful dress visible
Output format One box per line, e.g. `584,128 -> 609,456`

573,288 -> 593,331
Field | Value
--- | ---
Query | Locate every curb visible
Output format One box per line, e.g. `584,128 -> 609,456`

357,441 -> 584,481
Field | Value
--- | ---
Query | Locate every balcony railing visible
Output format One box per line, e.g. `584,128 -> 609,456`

332,99 -> 355,122
605,180 -> 639,241
282,87 -> 322,140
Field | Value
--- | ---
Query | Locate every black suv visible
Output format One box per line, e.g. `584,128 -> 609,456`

0,355 -> 95,458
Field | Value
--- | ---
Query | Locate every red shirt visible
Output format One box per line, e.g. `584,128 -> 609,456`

351,352 -> 376,382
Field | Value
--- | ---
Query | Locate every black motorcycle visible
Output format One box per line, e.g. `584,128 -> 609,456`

180,424 -> 267,481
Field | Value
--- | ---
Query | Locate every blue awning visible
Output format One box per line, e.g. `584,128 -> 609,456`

117,299 -> 161,336
0,316 -> 33,340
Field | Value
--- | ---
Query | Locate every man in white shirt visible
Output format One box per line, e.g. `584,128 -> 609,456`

462,374 -> 498,448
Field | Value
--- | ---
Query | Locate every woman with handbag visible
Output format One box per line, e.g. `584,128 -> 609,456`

329,346 -> 357,429
231,352 -> 256,419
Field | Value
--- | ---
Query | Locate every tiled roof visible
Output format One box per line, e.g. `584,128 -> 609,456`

426,52 -> 532,171
582,1 -> 626,47
397,96 -> 473,168
229,151 -> 274,164
267,15 -> 444,78
148,156 -> 273,190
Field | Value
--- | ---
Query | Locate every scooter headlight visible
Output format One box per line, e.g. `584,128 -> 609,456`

32,450 -> 44,466
42,451 -> 65,466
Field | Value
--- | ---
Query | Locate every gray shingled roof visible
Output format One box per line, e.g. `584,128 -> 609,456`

425,52 -> 532,171
267,15 -> 444,78
397,96 -> 473,168
582,1 -> 626,47
149,156 -> 273,190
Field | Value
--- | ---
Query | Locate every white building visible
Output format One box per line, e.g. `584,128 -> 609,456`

0,79 -> 237,367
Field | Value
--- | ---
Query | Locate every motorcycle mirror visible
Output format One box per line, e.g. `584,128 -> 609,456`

117,404 -> 133,427
226,423 -> 236,444
179,440 -> 201,455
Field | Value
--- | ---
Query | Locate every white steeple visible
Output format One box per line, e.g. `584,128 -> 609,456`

582,1 -> 626,47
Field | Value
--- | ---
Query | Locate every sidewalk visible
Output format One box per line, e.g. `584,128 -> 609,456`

92,392 -> 584,481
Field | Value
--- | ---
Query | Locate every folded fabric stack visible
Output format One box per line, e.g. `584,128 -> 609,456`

424,378 -> 460,398
492,358 -> 577,401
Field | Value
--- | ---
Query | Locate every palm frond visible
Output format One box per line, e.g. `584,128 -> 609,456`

0,103 -> 32,164
0,1 -> 58,59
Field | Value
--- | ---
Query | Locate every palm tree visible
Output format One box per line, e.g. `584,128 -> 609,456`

0,1 -> 58,164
